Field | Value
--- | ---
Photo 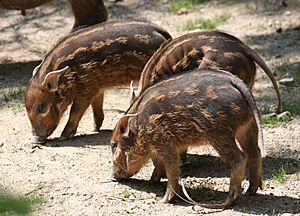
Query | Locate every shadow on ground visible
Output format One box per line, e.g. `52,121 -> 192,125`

245,26 -> 300,58
116,152 -> 299,214
121,177 -> 299,215
0,60 -> 40,88
181,154 -> 299,180
36,129 -> 112,147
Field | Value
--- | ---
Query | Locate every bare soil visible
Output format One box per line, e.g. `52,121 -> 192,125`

0,0 -> 299,215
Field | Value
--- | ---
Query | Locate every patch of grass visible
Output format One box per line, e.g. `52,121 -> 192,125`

274,59 -> 300,85
272,165 -> 288,184
1,87 -> 24,103
259,104 -> 272,115
183,13 -> 231,30
283,102 -> 300,116
0,188 -> 44,215
168,0 -> 212,13
1,87 -> 25,113
121,188 -> 131,199
261,115 -> 279,125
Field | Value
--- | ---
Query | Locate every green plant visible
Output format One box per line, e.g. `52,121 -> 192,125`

272,165 -> 288,184
283,102 -> 300,116
183,13 -> 231,30
0,188 -> 44,215
259,104 -> 271,115
261,115 -> 280,125
168,0 -> 211,13
1,87 -> 24,103
121,188 -> 131,199
1,87 -> 25,113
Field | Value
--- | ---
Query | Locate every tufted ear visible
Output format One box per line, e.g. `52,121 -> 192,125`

41,66 -> 69,93
129,81 -> 136,103
119,114 -> 138,137
32,60 -> 44,77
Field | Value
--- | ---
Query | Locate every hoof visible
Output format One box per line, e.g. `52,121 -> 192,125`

31,136 -> 47,144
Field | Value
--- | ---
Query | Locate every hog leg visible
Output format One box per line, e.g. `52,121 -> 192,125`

213,137 -> 247,208
91,90 -> 104,132
160,150 -> 180,203
236,119 -> 263,195
150,156 -> 166,183
60,99 -> 91,140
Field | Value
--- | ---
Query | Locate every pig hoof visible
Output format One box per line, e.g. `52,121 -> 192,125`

31,136 -> 47,144
245,186 -> 258,196
60,131 -> 76,140
160,189 -> 175,203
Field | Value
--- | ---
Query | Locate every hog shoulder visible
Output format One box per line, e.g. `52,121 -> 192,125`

31,20 -> 172,100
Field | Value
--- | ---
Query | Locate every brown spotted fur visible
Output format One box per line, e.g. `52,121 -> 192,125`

25,20 -> 172,143
136,31 -> 282,113
111,69 -> 263,209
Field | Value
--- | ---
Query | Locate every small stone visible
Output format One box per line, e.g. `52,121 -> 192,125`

281,213 -> 293,216
177,8 -> 190,15
149,193 -> 156,198
275,54 -> 281,58
279,77 -> 294,86
276,28 -> 282,33
263,113 -> 277,118
285,11 -> 291,15
277,111 -> 292,121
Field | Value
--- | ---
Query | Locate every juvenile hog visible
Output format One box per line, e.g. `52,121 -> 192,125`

135,31 -> 282,113
111,68 -> 263,208
0,0 -> 108,30
25,20 -> 172,144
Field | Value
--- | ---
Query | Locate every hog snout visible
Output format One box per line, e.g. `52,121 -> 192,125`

111,165 -> 129,182
31,131 -> 48,144
31,135 -> 47,144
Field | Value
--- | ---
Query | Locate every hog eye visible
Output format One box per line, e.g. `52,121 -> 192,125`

36,103 -> 48,113
111,142 -> 117,152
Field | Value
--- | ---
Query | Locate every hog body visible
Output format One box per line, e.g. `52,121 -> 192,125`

111,69 -> 263,208
25,20 -> 172,143
0,0 -> 108,30
136,31 -> 282,113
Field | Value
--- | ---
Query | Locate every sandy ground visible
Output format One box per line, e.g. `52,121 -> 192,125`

0,0 -> 299,215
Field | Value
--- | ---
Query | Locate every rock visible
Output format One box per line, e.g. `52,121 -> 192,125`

285,11 -> 291,15
177,8 -> 190,15
277,111 -> 292,121
279,77 -> 294,86
263,113 -> 277,118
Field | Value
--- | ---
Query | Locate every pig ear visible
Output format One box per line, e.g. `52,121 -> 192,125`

129,81 -> 136,103
32,60 -> 44,77
119,114 -> 138,137
41,66 -> 69,93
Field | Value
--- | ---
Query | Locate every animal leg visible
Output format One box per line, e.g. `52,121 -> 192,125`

91,90 -> 104,132
214,137 -> 247,208
150,156 -> 166,183
60,99 -> 90,140
236,119 -> 263,195
160,150 -> 180,203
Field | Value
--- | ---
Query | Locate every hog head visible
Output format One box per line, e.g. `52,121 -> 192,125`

25,65 -> 70,144
110,114 -> 140,181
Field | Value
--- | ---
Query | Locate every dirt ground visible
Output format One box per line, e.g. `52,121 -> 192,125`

0,0 -> 299,215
